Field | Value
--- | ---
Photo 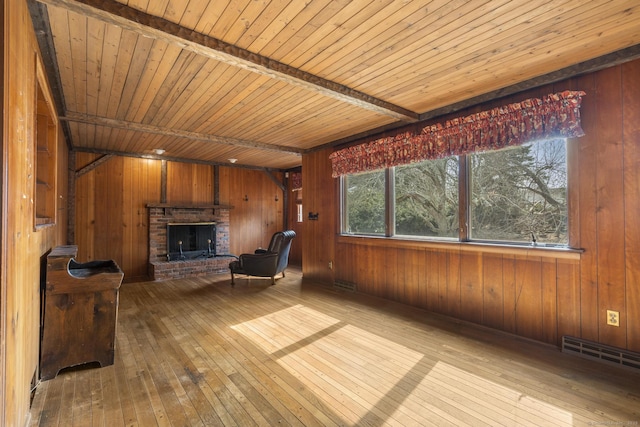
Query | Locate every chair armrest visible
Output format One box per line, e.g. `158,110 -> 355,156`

238,252 -> 278,276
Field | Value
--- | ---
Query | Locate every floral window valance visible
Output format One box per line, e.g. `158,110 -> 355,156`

329,90 -> 586,177
290,171 -> 302,191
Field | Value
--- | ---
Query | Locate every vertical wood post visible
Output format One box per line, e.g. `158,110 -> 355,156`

213,165 -> 219,205
160,160 -> 167,203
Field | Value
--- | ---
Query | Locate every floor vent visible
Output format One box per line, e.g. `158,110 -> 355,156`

562,336 -> 640,371
334,281 -> 356,292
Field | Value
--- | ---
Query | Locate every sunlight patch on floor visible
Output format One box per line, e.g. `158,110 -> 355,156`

232,304 -> 425,423
232,304 -> 574,426
416,361 -> 574,426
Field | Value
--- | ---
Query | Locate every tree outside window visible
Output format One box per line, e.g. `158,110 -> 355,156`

344,170 -> 386,235
342,139 -> 568,246
469,139 -> 567,244
395,157 -> 458,238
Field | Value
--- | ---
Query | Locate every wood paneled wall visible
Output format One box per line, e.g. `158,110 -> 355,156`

166,161 -> 214,204
302,149 -> 336,283
218,166 -> 285,255
74,153 -> 161,279
1,1 -> 68,424
335,239 -> 581,346
73,158 -> 285,280
306,59 -> 640,352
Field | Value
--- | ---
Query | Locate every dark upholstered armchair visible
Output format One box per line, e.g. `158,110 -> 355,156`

229,230 -> 296,285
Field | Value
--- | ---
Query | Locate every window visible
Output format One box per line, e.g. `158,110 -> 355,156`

343,170 -> 386,235
294,189 -> 304,222
297,203 -> 303,223
342,139 -> 568,246
395,157 -> 459,238
469,139 -> 567,244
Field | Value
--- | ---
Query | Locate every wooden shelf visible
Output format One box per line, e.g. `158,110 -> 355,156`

35,216 -> 54,226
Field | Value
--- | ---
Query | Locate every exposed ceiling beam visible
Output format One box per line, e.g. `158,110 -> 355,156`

73,147 -> 288,172
263,170 -> 286,192
75,154 -> 114,177
60,112 -> 305,154
35,0 -> 420,123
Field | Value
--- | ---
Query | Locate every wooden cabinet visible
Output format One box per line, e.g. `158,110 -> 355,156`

40,245 -> 124,380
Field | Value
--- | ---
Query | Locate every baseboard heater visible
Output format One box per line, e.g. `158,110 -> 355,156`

334,281 -> 356,292
562,336 -> 640,371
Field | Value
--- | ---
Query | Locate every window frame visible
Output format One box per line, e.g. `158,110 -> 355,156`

341,140 -> 572,249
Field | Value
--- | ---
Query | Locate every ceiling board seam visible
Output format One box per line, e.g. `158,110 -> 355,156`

312,44 -> 640,153
35,0 -> 420,122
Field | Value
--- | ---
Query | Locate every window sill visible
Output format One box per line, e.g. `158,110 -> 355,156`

337,234 -> 583,260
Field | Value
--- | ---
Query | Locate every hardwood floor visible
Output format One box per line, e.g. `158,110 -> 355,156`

29,269 -> 640,426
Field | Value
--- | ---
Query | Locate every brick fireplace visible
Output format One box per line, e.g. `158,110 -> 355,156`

147,204 -> 235,280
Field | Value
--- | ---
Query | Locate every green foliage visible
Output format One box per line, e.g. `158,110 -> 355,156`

395,158 -> 459,237
470,140 -> 567,243
345,171 -> 386,234
343,139 -> 567,245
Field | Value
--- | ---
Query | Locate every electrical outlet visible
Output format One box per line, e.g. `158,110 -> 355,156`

328,261 -> 333,270
606,310 -> 620,327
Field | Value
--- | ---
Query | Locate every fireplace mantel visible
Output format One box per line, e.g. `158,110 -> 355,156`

146,203 -> 234,210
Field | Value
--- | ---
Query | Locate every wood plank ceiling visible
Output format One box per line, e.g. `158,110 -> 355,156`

30,0 -> 640,170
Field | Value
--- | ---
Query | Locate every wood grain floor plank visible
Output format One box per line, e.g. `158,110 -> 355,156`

175,280 -> 334,426
58,372 -> 76,426
182,312 -> 305,426
29,270 -> 640,426
70,370 -> 93,427
33,373 -> 64,426
99,365 -> 125,427
88,368 -> 105,427
189,310 -> 344,427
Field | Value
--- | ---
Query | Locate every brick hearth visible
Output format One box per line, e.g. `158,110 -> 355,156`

147,204 -> 235,280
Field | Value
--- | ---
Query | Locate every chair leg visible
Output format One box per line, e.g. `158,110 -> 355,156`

230,271 -> 235,286
271,276 -> 275,285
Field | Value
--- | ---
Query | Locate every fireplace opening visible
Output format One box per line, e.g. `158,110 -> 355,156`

167,222 -> 216,261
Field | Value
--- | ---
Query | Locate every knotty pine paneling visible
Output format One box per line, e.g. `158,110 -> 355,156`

573,71 -> 600,344
594,66 -> 627,349
74,154 -> 161,280
623,59 -> 640,351
74,160 -> 285,279
122,157 -> 161,277
2,1 -> 68,425
514,256 -> 544,341
501,255 -> 517,334
218,166 -> 284,257
482,254 -> 504,331
322,59 -> 640,351
302,149 -> 336,284
166,161 -> 213,204
333,239 -> 586,345
459,252 -> 484,325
